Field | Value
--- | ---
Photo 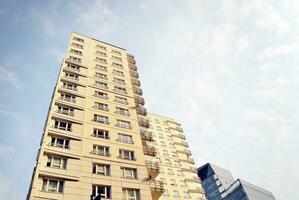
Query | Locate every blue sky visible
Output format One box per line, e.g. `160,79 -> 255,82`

0,0 -> 298,199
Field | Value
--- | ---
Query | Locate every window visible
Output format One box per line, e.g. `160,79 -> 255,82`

177,170 -> 184,176
114,96 -> 128,104
118,134 -> 133,144
70,49 -> 82,56
95,72 -> 108,80
168,168 -> 174,175
54,120 -> 72,131
94,115 -> 109,124
57,106 -> 74,116
116,120 -> 131,129
112,50 -> 121,55
170,179 -> 176,186
114,86 -> 127,94
115,107 -> 129,116
123,188 -> 139,200
67,64 -> 80,71
113,69 -> 124,77
95,81 -> 108,89
62,82 -> 77,91
94,102 -> 109,111
69,56 -> 81,63
113,78 -> 125,85
174,160 -> 181,166
46,155 -> 67,169
112,61 -> 123,67
162,150 -> 168,156
94,91 -> 108,99
92,163 -> 110,176
165,159 -> 171,165
119,149 -> 135,160
180,181 -> 187,187
51,137 -> 69,149
121,168 -> 137,179
72,42 -> 83,49
173,190 -> 180,198
96,57 -> 107,63
92,185 -> 111,199
163,190 -> 170,197
60,93 -> 76,103
42,178 -> 64,193
96,51 -> 107,57
96,45 -> 107,51
73,37 -> 84,43
93,129 -> 109,139
65,73 -> 79,80
92,145 -> 110,156
184,192 -> 191,199
95,64 -> 107,71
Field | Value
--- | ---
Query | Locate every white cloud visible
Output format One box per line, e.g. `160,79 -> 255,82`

0,66 -> 21,89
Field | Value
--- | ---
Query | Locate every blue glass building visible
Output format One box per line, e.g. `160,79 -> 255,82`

197,163 -> 276,200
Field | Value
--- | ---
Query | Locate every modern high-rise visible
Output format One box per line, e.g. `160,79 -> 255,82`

146,113 -> 206,200
27,32 -> 206,200
197,163 -> 276,200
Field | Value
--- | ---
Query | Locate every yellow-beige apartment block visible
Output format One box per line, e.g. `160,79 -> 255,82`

146,113 -> 206,200
27,32 -> 163,200
27,32 -> 206,200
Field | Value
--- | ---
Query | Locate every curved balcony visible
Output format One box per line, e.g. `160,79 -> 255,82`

136,106 -> 147,116
140,130 -> 153,141
138,118 -> 150,128
134,95 -> 145,105
143,145 -> 156,156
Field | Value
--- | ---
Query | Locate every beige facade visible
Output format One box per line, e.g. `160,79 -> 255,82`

27,32 -> 206,200
146,113 -> 206,200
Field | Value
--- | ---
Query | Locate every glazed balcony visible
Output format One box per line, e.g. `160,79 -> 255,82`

140,130 -> 153,141
128,63 -> 137,70
131,78 -> 141,86
145,161 -> 160,178
138,118 -> 150,128
134,95 -> 145,105
136,105 -> 147,116
133,86 -> 143,95
129,70 -> 139,78
143,145 -> 156,156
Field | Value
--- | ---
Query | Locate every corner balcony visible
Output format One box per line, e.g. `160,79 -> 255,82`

188,188 -> 205,194
65,58 -> 87,69
129,63 -> 137,70
148,180 -> 164,199
140,130 -> 153,141
131,78 -> 141,86
166,120 -> 181,126
171,133 -> 186,140
133,86 -> 143,95
182,167 -> 197,173
129,70 -> 139,78
143,145 -> 156,156
173,141 -> 189,147
169,126 -> 184,132
145,161 -> 160,178
134,95 -> 145,105
138,117 -> 150,128
180,158 -> 195,164
136,106 -> 147,116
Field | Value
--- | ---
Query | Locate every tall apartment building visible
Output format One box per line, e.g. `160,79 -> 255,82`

197,163 -> 276,200
146,113 -> 206,200
27,32 -> 206,200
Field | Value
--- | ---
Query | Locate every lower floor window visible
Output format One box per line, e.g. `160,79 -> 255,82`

92,185 -> 111,199
123,188 -> 140,200
42,178 -> 64,193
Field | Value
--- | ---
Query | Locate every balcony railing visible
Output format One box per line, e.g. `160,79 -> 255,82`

56,110 -> 75,117
128,63 -> 137,70
58,96 -> 76,103
173,141 -> 189,147
143,145 -> 156,156
176,149 -> 192,155
171,133 -> 186,140
169,126 -> 183,133
138,118 -> 150,128
145,161 -> 160,171
185,178 -> 200,183
182,167 -> 197,173
166,120 -> 181,126
64,75 -> 79,81
134,95 -> 145,105
129,70 -> 139,78
188,188 -> 205,194
140,130 -> 153,141
136,106 -> 147,116
131,78 -> 141,86
133,86 -> 143,95
148,180 -> 164,192
180,158 -> 195,164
